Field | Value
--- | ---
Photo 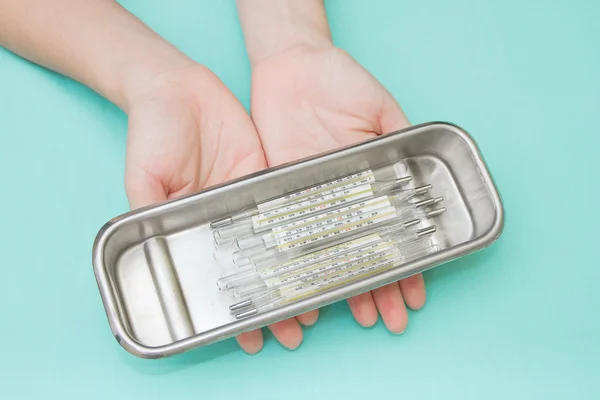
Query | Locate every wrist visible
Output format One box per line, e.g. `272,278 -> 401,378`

236,0 -> 333,67
122,57 -> 222,112
82,3 -> 197,111
116,45 -> 195,110
250,31 -> 333,68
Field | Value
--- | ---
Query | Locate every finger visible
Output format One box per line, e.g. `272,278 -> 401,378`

295,310 -> 319,326
399,273 -> 427,310
124,167 -> 167,210
236,329 -> 264,355
268,318 -> 304,350
371,282 -> 408,334
379,90 -> 411,134
347,292 -> 378,327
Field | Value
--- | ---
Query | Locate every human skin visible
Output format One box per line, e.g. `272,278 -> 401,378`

0,0 -> 268,354
236,0 -> 427,352
0,0 -> 427,355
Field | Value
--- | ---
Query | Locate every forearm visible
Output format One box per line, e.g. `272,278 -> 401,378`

236,0 -> 332,67
0,0 -> 191,110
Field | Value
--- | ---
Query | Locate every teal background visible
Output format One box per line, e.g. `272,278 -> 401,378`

1,0 -> 598,398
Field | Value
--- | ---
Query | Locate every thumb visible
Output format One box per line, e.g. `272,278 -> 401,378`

379,90 -> 411,134
124,166 -> 168,210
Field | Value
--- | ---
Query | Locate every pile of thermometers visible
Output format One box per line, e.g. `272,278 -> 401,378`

209,167 -> 446,319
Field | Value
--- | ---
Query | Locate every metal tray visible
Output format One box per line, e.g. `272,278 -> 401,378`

92,121 -> 504,359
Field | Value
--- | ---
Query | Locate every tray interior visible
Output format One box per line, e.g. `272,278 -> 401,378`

95,123 -> 500,351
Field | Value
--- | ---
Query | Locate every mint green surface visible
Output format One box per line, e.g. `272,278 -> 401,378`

1,0 -> 598,398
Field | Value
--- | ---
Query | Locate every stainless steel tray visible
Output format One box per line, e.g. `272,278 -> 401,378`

92,122 -> 504,359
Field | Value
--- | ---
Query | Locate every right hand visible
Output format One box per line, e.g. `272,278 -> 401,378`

123,63 -> 266,210
0,0 -> 312,354
123,61 -> 318,354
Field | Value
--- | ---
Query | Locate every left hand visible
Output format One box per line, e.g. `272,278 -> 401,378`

249,43 -> 427,335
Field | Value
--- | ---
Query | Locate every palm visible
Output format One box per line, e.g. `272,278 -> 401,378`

250,46 -> 426,335
124,66 -> 266,209
251,46 -> 410,165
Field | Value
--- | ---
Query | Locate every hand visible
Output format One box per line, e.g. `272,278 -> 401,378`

126,63 -> 309,356
0,0 -> 285,354
0,1 -> 268,208
249,44 -> 426,334
121,49 -> 324,356
123,64 -> 266,209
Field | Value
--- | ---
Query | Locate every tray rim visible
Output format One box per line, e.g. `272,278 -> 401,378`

92,121 -> 505,359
